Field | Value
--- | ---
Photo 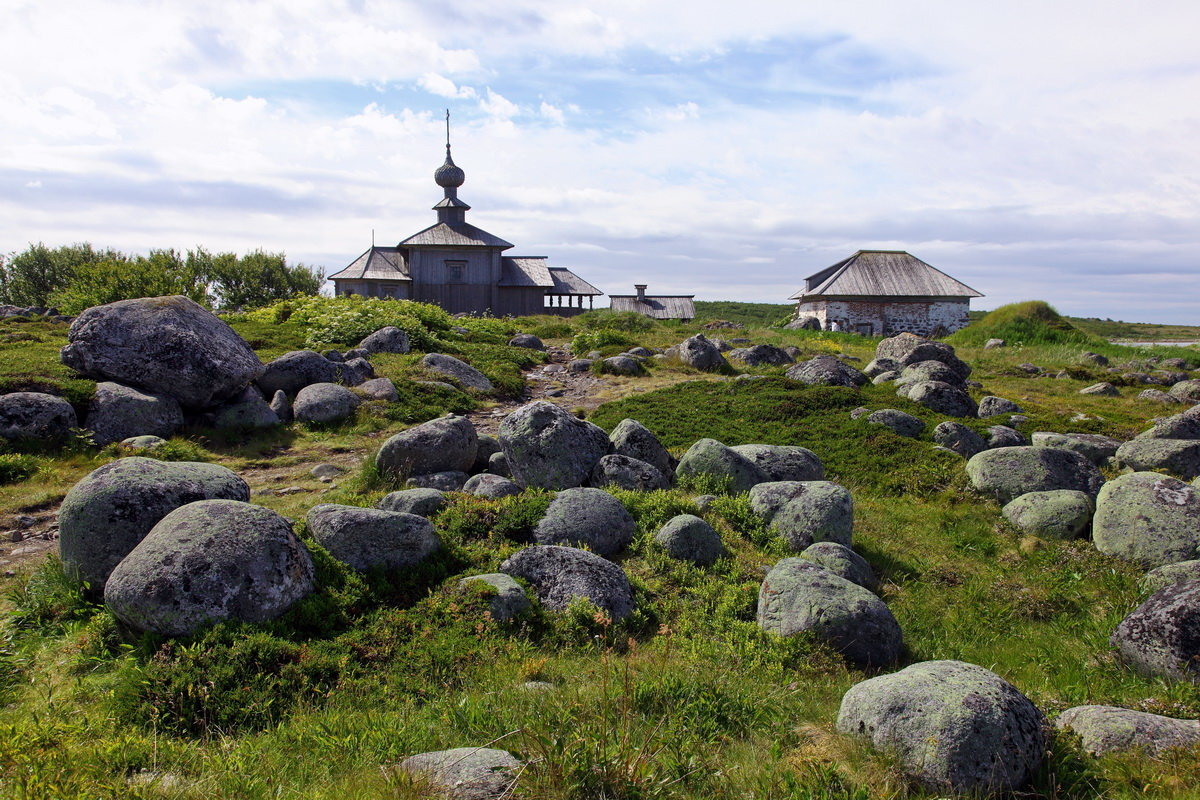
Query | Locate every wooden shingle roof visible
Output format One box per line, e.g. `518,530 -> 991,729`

610,295 -> 696,319
327,246 -> 410,282
547,268 -> 603,296
499,257 -> 555,287
790,250 -> 983,300
399,221 -> 513,249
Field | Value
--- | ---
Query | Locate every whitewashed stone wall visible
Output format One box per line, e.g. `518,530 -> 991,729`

794,298 -> 971,336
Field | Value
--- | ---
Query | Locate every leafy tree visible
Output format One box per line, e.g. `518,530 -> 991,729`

198,248 -> 323,309
0,242 -> 124,307
48,249 -> 209,314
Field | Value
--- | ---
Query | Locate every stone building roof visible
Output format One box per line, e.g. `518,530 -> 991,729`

791,250 -> 983,300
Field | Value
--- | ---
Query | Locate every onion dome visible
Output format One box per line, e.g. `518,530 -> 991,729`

434,145 -> 465,188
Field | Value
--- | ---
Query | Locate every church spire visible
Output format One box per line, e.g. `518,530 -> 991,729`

432,109 -> 469,223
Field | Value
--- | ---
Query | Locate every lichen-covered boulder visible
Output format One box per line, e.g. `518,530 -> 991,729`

376,414 -> 478,479
757,558 -> 900,667
747,481 -> 811,521
421,353 -> 493,392
499,401 -> 610,489
986,424 -> 1028,449
85,382 -> 183,445
60,296 -> 263,410
471,434 -> 501,474
1170,379 -> 1200,403
966,446 -> 1103,504
786,355 -> 866,388
507,333 -> 544,350
978,396 -> 1022,418
1140,388 -> 1183,404
676,334 -> 728,372
836,660 -> 1046,796
933,421 -> 987,458
1142,560 -> 1200,594
406,470 -> 468,491
487,451 -> 510,477
769,482 -> 854,551
292,382 -> 360,425
0,391 -> 78,442
1115,438 -> 1200,480
306,504 -> 440,571
500,545 -> 635,620
872,370 -> 900,384
1111,580 -> 1200,681
355,377 -> 399,402
104,500 -> 314,636
398,747 -> 520,800
210,386 -> 280,430
1002,490 -> 1093,539
269,389 -> 292,423
58,457 -> 249,591
800,541 -> 876,591
876,333 -> 971,379
600,355 -> 646,376
376,488 -> 447,517
730,444 -> 825,482
1056,705 -> 1200,757
863,357 -> 900,378
1136,413 -> 1200,441
1080,382 -> 1119,396
462,473 -> 523,499
609,418 -> 674,478
727,344 -> 793,366
653,514 -> 726,565
897,360 -> 965,388
1031,432 -> 1121,465
533,488 -> 635,556
675,438 -> 768,494
357,326 -> 410,354
907,380 -> 977,417
458,574 -> 531,622
589,454 -> 670,491
1093,472 -> 1200,567
865,409 -> 925,438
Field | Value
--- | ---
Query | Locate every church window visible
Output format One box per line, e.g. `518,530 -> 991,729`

445,261 -> 466,283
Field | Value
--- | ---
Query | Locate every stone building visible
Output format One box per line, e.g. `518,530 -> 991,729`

789,250 -> 983,336
328,131 -> 602,316
609,285 -> 696,321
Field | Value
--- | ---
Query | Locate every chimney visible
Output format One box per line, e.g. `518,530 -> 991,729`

635,284 -> 647,302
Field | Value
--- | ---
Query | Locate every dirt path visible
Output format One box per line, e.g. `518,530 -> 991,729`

467,345 -> 613,435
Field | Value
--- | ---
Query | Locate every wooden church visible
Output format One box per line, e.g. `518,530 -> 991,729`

329,123 -> 602,316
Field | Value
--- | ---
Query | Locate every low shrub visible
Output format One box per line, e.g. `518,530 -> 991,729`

245,296 -> 452,351
571,330 -> 635,356
0,453 -> 38,484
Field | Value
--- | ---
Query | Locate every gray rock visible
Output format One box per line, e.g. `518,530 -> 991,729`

376,488 -> 447,517
769,482 -> 854,551
676,334 -> 729,372
1002,490 -> 1093,539
609,418 -> 674,478
508,333 -> 544,350
1017,362 -> 1043,375
58,457 -> 249,591
0,392 -> 78,442
600,355 -> 645,376
625,347 -> 654,358
1111,580 -> 1200,681
1142,560 -> 1200,594
357,377 -> 400,402
322,349 -> 345,362
978,396 -> 1022,418
120,435 -> 166,449
1031,432 -> 1121,465
1080,352 -> 1110,367
1056,705 -> 1200,757
306,504 -> 439,571
462,473 -> 523,499
589,454 -> 670,491
850,406 -> 871,420
984,338 -> 1005,349
257,350 -> 340,397
269,389 -> 292,423
310,463 -> 344,480
875,333 -> 971,379
421,353 -> 493,392
748,480 -> 811,521
907,381 -> 978,417
866,409 -> 925,438
210,386 -> 279,430
104,500 -> 314,636
898,360 -> 965,388
458,574 -> 531,622
471,434 -> 501,474
406,471 -> 469,491
692,494 -> 717,511
336,357 -> 374,387
357,326 -> 410,354
293,382 -> 360,425
785,355 -> 867,387
787,316 -> 821,330
1140,388 -> 1183,404
836,660 -> 1046,795
799,541 -> 876,591
85,382 -> 183,445
500,545 -> 635,620
872,370 -> 900,384
566,359 -> 593,373
986,425 -> 1028,449
376,414 -> 478,478
1080,382 -> 1119,396
1093,472 -> 1200,567
675,438 -> 768,494
757,558 -> 900,667
653,514 -> 726,565
966,446 -> 1104,504
862,358 -> 900,378
399,747 -> 520,800
487,451 -> 511,478
533,487 -> 634,556
727,344 -> 793,366
499,402 -> 610,490
933,421 -> 987,458
1115,438 -> 1200,479
1136,413 -> 1200,440
1170,379 -> 1200,402
730,444 -> 825,482
60,296 -> 262,410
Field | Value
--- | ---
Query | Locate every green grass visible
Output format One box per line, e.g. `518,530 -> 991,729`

692,300 -> 795,328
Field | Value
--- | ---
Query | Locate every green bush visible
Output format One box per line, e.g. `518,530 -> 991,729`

571,329 -> 635,356
0,453 -> 38,484
247,295 -> 451,350
948,301 -> 1099,347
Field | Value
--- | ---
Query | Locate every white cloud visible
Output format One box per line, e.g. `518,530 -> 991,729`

539,101 -> 565,125
479,88 -> 520,119
417,73 -> 477,99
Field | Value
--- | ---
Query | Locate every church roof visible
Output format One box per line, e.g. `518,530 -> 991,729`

399,221 -> 514,249
610,294 -> 696,319
790,250 -> 983,299
499,257 -> 555,287
327,246 -> 410,282
548,267 -> 603,296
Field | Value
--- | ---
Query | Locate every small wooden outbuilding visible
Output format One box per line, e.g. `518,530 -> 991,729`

609,285 -> 696,321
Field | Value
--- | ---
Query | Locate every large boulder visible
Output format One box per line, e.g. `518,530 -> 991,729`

508,333 -> 544,350
1115,438 -> 1200,480
1136,413 -> 1200,441
875,333 -> 971,379
985,424 -> 1027,449
85,382 -> 184,445
1169,379 -> 1200,402
675,438 -> 768,494
863,357 -> 900,378
0,391 -> 78,442
1031,432 -> 1121,466
256,350 -> 339,397
799,541 -> 876,591
458,574 -> 531,622
1056,705 -> 1200,757
727,344 -> 793,367
865,409 -> 924,438
600,355 -> 645,376
292,382 -> 361,425
589,454 -> 670,491
421,353 -> 493,392
977,396 -> 1022,418
933,421 -> 987,458
357,326 -> 410,354
769,482 -> 854,551
376,488 -> 447,517
462,473 -> 523,499
1111,580 -> 1200,681
907,381 -> 977,417
654,514 -> 726,565
500,545 -> 635,620
729,444 -> 824,482
675,334 -> 728,372
1093,472 -> 1200,567
1001,490 -> 1093,539
376,414 -> 478,479
60,296 -> 263,410
1142,560 -> 1200,594
1080,382 -> 1119,396
398,748 -> 520,800
406,471 -> 468,491
209,386 -> 280,430
897,360 -> 965,388
104,500 -> 315,636
58,457 -> 249,591
609,418 -> 674,478
748,481 -> 811,521
533,488 -> 635,556
757,558 -> 901,667
785,356 -> 866,387
836,660 -> 1046,796
306,504 -> 439,571
499,401 -> 610,489
966,446 -> 1104,504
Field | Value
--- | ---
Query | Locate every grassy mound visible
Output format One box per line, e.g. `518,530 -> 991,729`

949,301 -> 1100,347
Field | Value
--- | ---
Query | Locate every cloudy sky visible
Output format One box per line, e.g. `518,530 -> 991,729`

3,0 -> 1199,322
